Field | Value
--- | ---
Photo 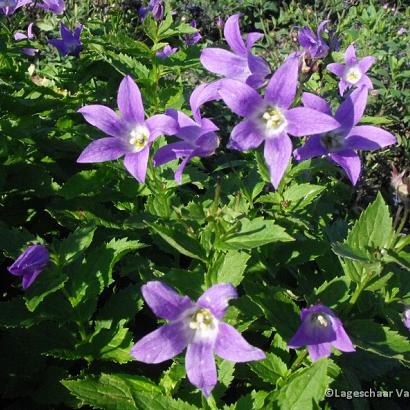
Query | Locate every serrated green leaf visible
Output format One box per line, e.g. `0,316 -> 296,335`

60,225 -> 96,264
283,183 -> 325,210
215,250 -> 250,286
249,353 -> 289,385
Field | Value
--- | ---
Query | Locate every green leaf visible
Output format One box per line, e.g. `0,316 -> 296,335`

59,225 -> 96,264
270,359 -> 330,410
216,218 -> 293,250
283,183 -> 325,210
214,250 -> 250,286
249,353 -> 289,385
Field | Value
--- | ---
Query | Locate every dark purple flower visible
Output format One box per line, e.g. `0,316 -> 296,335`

200,14 -> 269,89
131,281 -> 265,396
153,94 -> 219,183
288,304 -> 355,361
7,244 -> 49,289
14,22 -> 38,56
293,87 -> 396,185
49,23 -> 83,57
298,20 -> 330,59
155,44 -> 178,58
183,20 -> 202,46
327,44 -> 376,96
216,53 -> 340,188
77,76 -> 177,183
36,0 -> 65,14
139,0 -> 163,21
403,308 -> 410,330
0,0 -> 32,16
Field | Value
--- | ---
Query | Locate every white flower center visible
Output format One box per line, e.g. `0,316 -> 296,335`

320,131 -> 345,151
128,124 -> 149,152
311,313 -> 329,327
344,66 -> 362,84
256,105 -> 287,138
185,308 -> 218,342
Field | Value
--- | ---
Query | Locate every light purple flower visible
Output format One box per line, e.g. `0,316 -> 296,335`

36,0 -> 65,14
288,304 -> 355,361
7,244 -> 49,289
14,22 -> 38,56
156,44 -> 178,59
403,308 -> 410,330
298,20 -> 330,59
183,20 -> 202,46
293,87 -> 396,185
327,44 -> 376,96
49,23 -> 83,57
0,0 -> 32,16
77,76 -> 177,183
216,16 -> 224,29
397,27 -> 407,36
139,0 -> 163,21
131,281 -> 265,396
216,53 -> 341,189
200,14 -> 270,89
153,98 -> 219,183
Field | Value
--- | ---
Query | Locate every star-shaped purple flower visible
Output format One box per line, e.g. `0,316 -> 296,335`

77,76 -> 177,183
293,87 -> 396,185
49,23 -> 83,57
14,22 -> 38,56
200,14 -> 270,89
288,304 -> 355,361
156,44 -> 178,59
298,20 -> 330,59
7,244 -> 49,289
153,102 -> 219,183
131,281 -> 265,397
36,0 -> 65,14
216,53 -> 341,188
327,44 -> 376,96
0,0 -> 32,16
183,20 -> 202,46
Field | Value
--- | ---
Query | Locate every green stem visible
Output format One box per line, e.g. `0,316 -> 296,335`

395,208 -> 408,243
290,350 -> 308,371
344,275 -> 370,316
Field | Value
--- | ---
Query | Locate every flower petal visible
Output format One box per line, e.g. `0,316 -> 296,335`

264,133 -> 292,189
200,48 -> 249,81
288,318 -> 337,347
247,54 -> 270,88
346,125 -> 396,151
335,86 -> 368,128
49,39 -> 68,56
224,14 -> 247,56
153,142 -> 193,167
330,150 -> 361,185
123,146 -> 150,183
327,63 -> 345,78
307,343 -> 332,361
246,32 -> 264,49
358,56 -> 376,73
356,74 -> 373,90
293,135 -> 327,161
78,105 -> 126,138
339,79 -> 350,96
227,119 -> 264,151
286,107 -> 340,137
146,114 -> 178,141
197,283 -> 238,319
175,154 -> 194,184
265,54 -> 299,109
141,281 -> 194,320
301,93 -> 332,115
344,44 -> 357,65
218,79 -> 263,117
215,323 -> 265,362
166,108 -> 198,128
131,322 -> 188,363
332,318 -> 356,352
185,341 -> 217,397
190,81 -> 222,122
117,75 -> 145,125
77,137 -> 126,163
60,23 -> 73,42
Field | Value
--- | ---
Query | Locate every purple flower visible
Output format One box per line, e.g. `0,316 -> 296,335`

36,0 -> 65,14
298,20 -> 330,59
0,0 -> 32,16
77,76 -> 177,183
327,44 -> 376,96
288,304 -> 355,361
14,22 -> 38,56
216,16 -> 224,29
403,308 -> 410,330
155,44 -> 178,58
131,281 -> 265,396
7,244 -> 49,289
200,14 -> 269,89
183,20 -> 202,46
153,100 -> 219,183
216,54 -> 340,188
139,0 -> 163,21
397,27 -> 407,36
293,87 -> 396,185
49,23 -> 83,57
